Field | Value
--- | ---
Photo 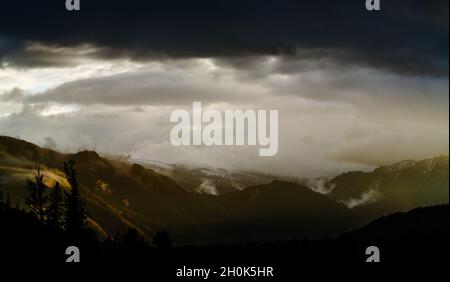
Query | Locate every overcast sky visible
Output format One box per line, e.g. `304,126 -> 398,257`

0,0 -> 448,177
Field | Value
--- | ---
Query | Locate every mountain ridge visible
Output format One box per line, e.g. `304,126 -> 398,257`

0,135 -> 448,244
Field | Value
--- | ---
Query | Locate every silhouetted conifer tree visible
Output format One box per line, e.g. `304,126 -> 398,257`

47,182 -> 65,230
152,230 -> 174,249
123,228 -> 141,248
0,179 -> 3,204
5,195 -> 10,208
25,163 -> 48,224
0,178 -> 4,211
63,160 -> 87,231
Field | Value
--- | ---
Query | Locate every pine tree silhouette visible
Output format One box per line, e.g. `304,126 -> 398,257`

25,163 -> 48,224
0,177 -> 3,204
152,230 -> 174,249
63,159 -> 87,231
47,181 -> 65,230
0,177 -> 4,211
5,195 -> 11,208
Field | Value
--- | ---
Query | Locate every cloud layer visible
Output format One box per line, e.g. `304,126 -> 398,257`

1,58 -> 448,176
0,1 -> 448,177
1,0 -> 448,76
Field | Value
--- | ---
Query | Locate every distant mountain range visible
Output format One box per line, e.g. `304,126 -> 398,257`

0,136 -> 448,244
327,155 -> 449,219
136,154 -> 449,220
135,159 -> 334,195
136,161 -> 275,195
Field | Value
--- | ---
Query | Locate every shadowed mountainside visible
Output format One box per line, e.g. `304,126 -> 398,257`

0,136 -> 448,245
327,156 -> 449,219
0,136 -> 362,244
0,201 -> 447,267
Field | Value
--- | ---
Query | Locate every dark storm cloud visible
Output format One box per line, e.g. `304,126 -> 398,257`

2,44 -> 83,68
0,0 -> 448,76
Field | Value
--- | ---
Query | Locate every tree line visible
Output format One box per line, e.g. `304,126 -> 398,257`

0,159 -> 173,249
24,159 -> 87,232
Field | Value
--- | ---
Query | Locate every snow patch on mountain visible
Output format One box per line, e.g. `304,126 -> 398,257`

195,179 -> 219,195
302,177 -> 335,194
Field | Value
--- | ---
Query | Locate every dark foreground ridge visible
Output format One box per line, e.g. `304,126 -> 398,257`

0,202 -> 447,269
